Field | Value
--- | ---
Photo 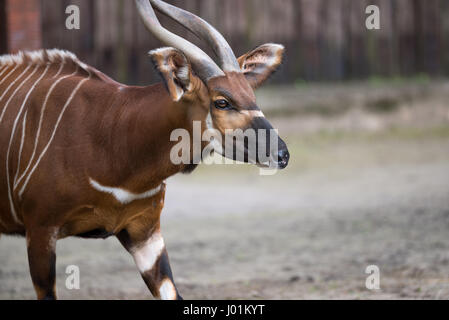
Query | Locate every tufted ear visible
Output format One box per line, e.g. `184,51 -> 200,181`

149,47 -> 193,102
237,43 -> 285,89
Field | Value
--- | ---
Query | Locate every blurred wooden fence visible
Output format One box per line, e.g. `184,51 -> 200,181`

41,0 -> 449,85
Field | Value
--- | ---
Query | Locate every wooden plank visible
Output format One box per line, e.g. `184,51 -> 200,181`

0,0 -> 7,54
36,0 -> 449,84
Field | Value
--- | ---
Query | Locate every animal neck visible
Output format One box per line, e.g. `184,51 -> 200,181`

101,82 -> 209,191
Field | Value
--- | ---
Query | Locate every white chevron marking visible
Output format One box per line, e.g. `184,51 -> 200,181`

89,179 -> 163,205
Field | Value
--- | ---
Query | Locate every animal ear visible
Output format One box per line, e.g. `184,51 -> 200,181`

237,43 -> 285,89
149,47 -> 193,102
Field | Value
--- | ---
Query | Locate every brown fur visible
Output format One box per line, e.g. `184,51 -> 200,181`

0,52 -> 207,299
0,44 -> 286,299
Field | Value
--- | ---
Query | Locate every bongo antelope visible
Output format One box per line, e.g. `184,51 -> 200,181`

0,0 -> 289,300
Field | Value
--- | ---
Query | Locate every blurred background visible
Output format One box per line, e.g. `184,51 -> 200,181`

1,0 -> 449,299
2,0 -> 449,84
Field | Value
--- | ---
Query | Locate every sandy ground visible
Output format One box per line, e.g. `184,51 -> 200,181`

1,83 -> 449,300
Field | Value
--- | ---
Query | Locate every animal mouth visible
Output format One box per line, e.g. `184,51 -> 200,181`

257,153 -> 289,170
256,159 -> 283,170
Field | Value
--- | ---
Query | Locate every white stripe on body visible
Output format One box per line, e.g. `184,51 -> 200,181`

0,65 -> 20,87
18,70 -> 91,198
52,56 -> 66,79
14,110 -> 28,185
89,179 -> 163,205
0,64 -> 18,227
0,65 -> 33,122
5,65 -> 50,224
14,65 -> 79,190
0,65 -> 30,101
0,65 -> 10,78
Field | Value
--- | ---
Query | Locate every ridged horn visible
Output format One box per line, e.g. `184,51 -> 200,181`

149,0 -> 241,72
135,0 -> 225,81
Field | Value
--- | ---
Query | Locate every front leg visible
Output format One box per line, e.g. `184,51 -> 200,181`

26,227 -> 58,300
117,227 -> 182,300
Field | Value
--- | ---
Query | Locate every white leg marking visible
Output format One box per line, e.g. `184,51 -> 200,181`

6,65 -> 49,224
0,64 -> 19,86
159,278 -> 177,300
14,66 -> 79,190
131,231 -> 165,274
18,71 -> 91,198
89,179 -> 163,205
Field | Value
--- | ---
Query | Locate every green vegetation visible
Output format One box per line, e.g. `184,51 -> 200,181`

367,74 -> 431,86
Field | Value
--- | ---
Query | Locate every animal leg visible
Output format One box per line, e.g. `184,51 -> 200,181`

26,227 -> 58,300
117,227 -> 182,300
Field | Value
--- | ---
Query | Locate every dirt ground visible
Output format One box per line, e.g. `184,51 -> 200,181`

1,82 -> 449,300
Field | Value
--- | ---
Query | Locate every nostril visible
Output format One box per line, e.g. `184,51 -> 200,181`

277,149 -> 290,165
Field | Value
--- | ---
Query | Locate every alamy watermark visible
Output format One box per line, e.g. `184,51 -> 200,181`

65,4 -> 381,32
366,5 -> 380,30
65,5 -> 80,30
65,265 -> 80,290
365,265 -> 381,290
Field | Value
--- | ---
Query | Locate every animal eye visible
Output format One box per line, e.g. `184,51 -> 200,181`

214,99 -> 231,110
